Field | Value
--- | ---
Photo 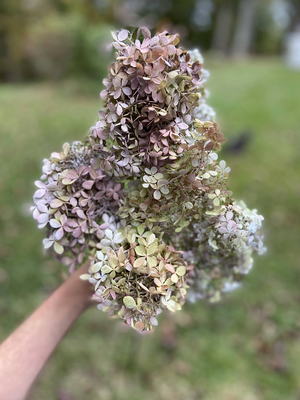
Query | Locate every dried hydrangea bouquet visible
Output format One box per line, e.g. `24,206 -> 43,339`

32,28 -> 265,332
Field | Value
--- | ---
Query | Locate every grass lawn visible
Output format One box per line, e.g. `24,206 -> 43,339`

1,58 -> 300,400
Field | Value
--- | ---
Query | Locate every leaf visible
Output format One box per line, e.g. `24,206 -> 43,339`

118,29 -> 128,41
202,173 -> 210,179
176,266 -> 186,276
141,27 -> 151,39
209,171 -> 218,176
65,169 -> 79,180
135,245 -> 146,256
114,232 -> 124,244
167,44 -> 177,55
116,103 -> 123,116
109,256 -> 119,268
77,210 -> 86,220
137,224 -> 145,236
147,233 -> 156,245
226,211 -> 233,221
154,278 -> 162,287
80,274 -> 91,281
147,242 -> 158,256
138,237 -> 147,246
102,265 -> 113,274
168,71 -> 178,79
171,274 -> 178,283
34,189 -> 46,198
82,180 -> 94,190
164,262 -> 175,273
147,256 -> 158,268
118,248 -> 126,263
134,257 -> 146,268
50,219 -> 61,228
175,227 -> 182,233
219,160 -> 226,169
97,251 -> 105,261
63,142 -> 70,156
111,31 -> 118,41
164,278 -> 173,287
153,190 -> 161,200
70,197 -> 77,207
50,199 -> 63,208
205,141 -> 214,151
122,87 -> 132,96
54,242 -> 64,255
35,180 -> 45,189
90,263 -> 101,273
166,300 -> 177,312
210,152 -> 218,161
55,227 -> 64,241
206,210 -> 221,216
123,296 -> 137,309
160,186 -> 169,194
105,229 -> 113,240
135,321 -> 145,332
38,214 -> 48,224
140,203 -> 148,212
43,238 -> 53,249
154,173 -> 164,180
185,202 -> 193,209
213,198 -> 220,206
150,316 -> 158,326
178,122 -> 188,130
138,281 -> 150,292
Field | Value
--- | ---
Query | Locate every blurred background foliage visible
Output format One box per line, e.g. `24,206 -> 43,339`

1,0 -> 300,81
1,1 -> 300,399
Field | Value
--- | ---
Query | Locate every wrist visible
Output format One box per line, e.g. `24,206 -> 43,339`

59,261 -> 94,311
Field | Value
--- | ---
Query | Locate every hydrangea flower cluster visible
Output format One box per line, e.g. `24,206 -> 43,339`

32,28 -> 265,332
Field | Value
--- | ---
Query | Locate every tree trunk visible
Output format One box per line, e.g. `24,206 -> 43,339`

231,0 -> 257,57
289,1 -> 300,32
212,1 -> 235,55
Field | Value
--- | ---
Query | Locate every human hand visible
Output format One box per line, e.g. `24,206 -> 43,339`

0,260 -> 94,400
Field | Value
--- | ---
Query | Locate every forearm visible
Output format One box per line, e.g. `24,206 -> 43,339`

0,262 -> 93,400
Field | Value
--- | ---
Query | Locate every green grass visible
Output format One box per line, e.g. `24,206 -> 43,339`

1,58 -> 300,400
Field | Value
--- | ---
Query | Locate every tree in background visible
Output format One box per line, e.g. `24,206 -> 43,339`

231,0 -> 258,57
0,0 -> 27,81
0,0 -> 116,81
0,0 -> 296,82
113,0 -> 295,55
211,0 -> 235,55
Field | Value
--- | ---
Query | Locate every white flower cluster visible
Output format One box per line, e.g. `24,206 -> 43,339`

189,49 -> 216,122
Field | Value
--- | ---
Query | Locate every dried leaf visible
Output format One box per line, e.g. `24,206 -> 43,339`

54,242 -> 64,255
134,257 -> 146,268
123,296 -> 137,309
135,321 -> 145,331
135,246 -> 146,256
154,190 -> 161,200
118,29 -> 128,41
50,199 -> 63,208
147,242 -> 158,256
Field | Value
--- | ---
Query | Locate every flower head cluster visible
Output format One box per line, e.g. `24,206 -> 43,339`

33,28 -> 265,331
32,141 -> 123,272
81,225 -> 188,331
